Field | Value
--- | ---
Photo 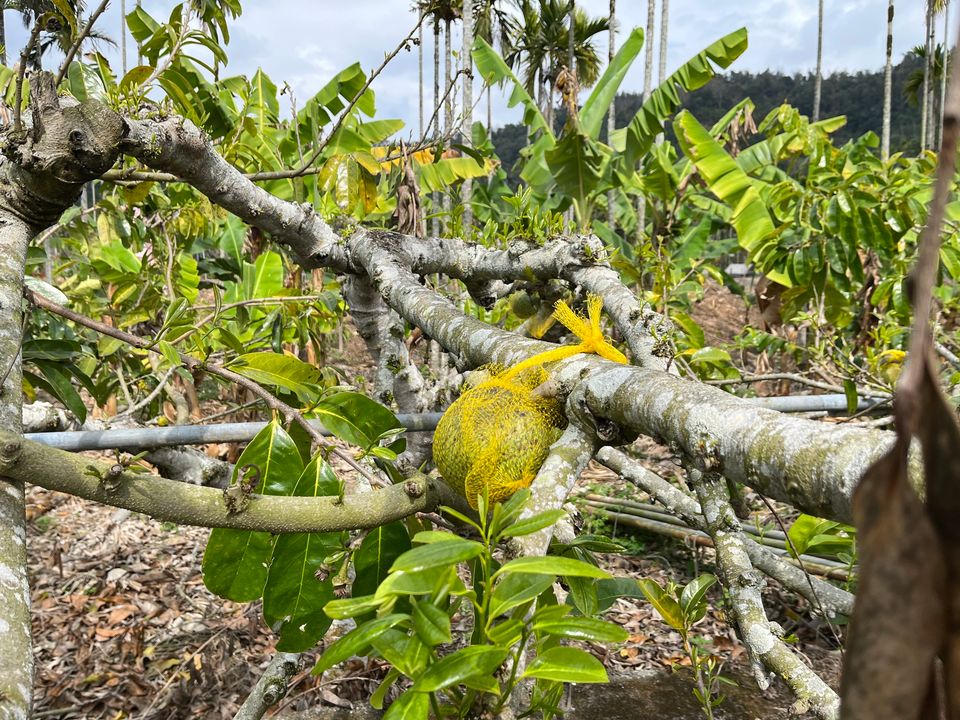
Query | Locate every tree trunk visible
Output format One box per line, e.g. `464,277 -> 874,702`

939,0 -> 950,149
462,0 -> 474,233
121,0 -> 127,74
657,0 -> 668,84
813,0 -> 823,121
418,6 -> 424,139
926,1 -> 937,149
568,1 -> 576,76
922,1 -> 932,150
443,17 -> 452,226
606,0 -> 616,229
0,217 -> 33,720
637,0 -> 655,240
487,84 -> 492,132
432,16 -> 440,236
882,0 -> 894,159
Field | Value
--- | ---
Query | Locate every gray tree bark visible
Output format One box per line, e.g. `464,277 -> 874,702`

882,0 -> 894,159
606,0 -> 616,229
812,0 -> 824,122
0,73 -> 126,720
462,0 -> 474,232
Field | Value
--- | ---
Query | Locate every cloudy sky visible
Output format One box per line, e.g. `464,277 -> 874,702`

4,1 -> 950,136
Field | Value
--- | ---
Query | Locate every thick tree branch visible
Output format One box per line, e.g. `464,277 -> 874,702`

233,652 -> 301,720
692,469 -> 840,719
0,431 -> 451,533
596,446 -> 855,618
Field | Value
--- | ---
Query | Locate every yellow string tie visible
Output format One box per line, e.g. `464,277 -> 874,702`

503,295 -> 628,380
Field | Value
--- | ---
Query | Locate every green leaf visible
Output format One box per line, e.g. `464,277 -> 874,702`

353,522 -> 412,599
498,509 -> 566,539
262,454 -> 344,651
390,539 -> 485,574
566,576 -> 600,617
637,578 -> 685,631
376,566 -> 466,599
324,594 -> 382,619
412,602 -> 452,647
488,573 -> 555,619
533,616 -> 629,644
202,421 -> 303,601
372,629 -> 429,678
31,361 -> 87,424
313,392 -> 403,450
472,35 -> 549,136
382,690 -> 429,720
229,352 -> 325,403
522,647 -> 608,683
675,110 -> 791,287
494,556 -> 611,580
312,614 -> 409,675
679,574 -> 717,618
411,645 -> 510,693
580,27 -> 645,138
620,28 -> 748,170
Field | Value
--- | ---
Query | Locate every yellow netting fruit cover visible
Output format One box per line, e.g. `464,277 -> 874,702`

433,295 -> 627,508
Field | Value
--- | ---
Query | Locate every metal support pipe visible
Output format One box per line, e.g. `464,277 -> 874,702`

27,413 -> 444,451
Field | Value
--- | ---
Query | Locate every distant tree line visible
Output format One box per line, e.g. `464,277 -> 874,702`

492,53 -> 926,185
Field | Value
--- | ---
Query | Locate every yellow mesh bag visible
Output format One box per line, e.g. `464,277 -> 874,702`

433,295 -> 627,508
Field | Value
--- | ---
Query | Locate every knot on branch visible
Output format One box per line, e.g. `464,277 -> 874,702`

1,73 -> 125,228
0,437 -> 22,470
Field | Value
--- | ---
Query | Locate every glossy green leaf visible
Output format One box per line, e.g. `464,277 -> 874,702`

313,392 -> 403,450
202,421 -> 303,601
522,647 -> 608,683
679,574 -> 717,621
412,602 -> 452,647
494,555 -> 611,580
228,352 -> 325,403
372,629 -> 429,678
312,614 -> 409,675
382,690 -> 429,720
498,510 -> 566,539
637,578 -> 685,631
353,522 -> 412,598
390,539 -> 485,574
534,616 -> 628,643
411,645 -> 510,693
488,573 -> 555,619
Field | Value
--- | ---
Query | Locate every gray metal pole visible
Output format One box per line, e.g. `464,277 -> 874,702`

28,413 -> 444,452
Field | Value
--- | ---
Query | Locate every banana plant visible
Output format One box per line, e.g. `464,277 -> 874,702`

473,26 -> 749,229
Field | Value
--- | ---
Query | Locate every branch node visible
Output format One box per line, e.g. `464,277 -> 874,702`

0,438 -> 22,469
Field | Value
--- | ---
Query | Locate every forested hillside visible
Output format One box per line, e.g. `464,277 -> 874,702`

493,54 -> 926,182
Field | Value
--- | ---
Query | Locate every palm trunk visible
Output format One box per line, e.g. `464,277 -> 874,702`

568,1 -> 576,75
939,0 -> 950,149
418,7 -> 424,139
657,0 -> 669,84
432,16 -> 441,236
926,3 -> 937,149
922,2 -> 932,150
606,0 -> 617,229
638,0 -> 655,241
487,85 -> 492,132
882,0 -> 894,159
462,0 -> 474,233
443,18 -> 453,226
812,0 -> 823,121
0,8 -> 6,66
121,0 -> 128,74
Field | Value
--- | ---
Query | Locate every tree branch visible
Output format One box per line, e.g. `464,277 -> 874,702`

233,652 -> 301,720
0,431 -> 451,533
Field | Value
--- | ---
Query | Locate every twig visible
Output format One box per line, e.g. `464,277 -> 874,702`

755,493 -> 845,654
197,399 -> 261,424
706,372 -> 890,400
23,287 -> 381,486
12,18 -> 45,133
114,365 -> 179,419
233,652 -> 301,720
54,0 -> 111,86
289,15 -> 426,180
